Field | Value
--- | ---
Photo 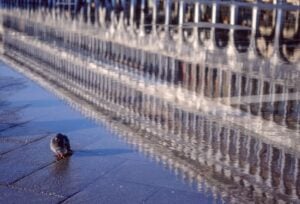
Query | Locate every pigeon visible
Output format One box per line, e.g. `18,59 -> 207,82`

50,133 -> 73,160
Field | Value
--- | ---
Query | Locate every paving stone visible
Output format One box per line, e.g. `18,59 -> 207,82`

64,178 -> 156,204
80,133 -> 149,163
104,160 -> 198,192
0,185 -> 63,204
0,142 -> 22,155
14,153 -> 126,197
0,134 -> 48,155
145,188 -> 217,204
0,136 -> 54,184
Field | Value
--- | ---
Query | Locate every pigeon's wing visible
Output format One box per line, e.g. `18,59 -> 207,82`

50,138 -> 57,153
63,136 -> 71,151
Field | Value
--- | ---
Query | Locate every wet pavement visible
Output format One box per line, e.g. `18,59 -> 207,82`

0,62 -> 217,203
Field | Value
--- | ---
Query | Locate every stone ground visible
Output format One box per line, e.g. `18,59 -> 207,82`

0,61 -> 218,203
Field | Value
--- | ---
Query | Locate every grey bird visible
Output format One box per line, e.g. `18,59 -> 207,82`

50,133 -> 73,160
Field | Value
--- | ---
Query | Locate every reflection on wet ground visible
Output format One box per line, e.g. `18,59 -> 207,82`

0,75 -> 28,133
0,61 -> 220,204
0,1 -> 300,203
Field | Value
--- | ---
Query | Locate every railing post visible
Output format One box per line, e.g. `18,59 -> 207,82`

193,1 -> 200,48
178,0 -> 185,42
164,0 -> 171,37
228,3 -> 238,55
273,8 -> 284,60
152,0 -> 157,33
178,0 -> 184,25
87,0 -> 91,25
139,0 -> 146,36
210,0 -> 219,50
130,0 -> 136,28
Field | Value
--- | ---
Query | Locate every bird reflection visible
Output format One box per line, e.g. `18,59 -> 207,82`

52,156 -> 71,176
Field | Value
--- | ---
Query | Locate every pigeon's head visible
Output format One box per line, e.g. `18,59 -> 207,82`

53,133 -> 64,145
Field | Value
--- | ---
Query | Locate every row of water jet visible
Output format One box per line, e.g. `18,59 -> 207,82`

3,8 -> 300,135
3,29 -> 300,203
1,2 -> 300,64
3,8 -> 300,152
1,6 -> 299,81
